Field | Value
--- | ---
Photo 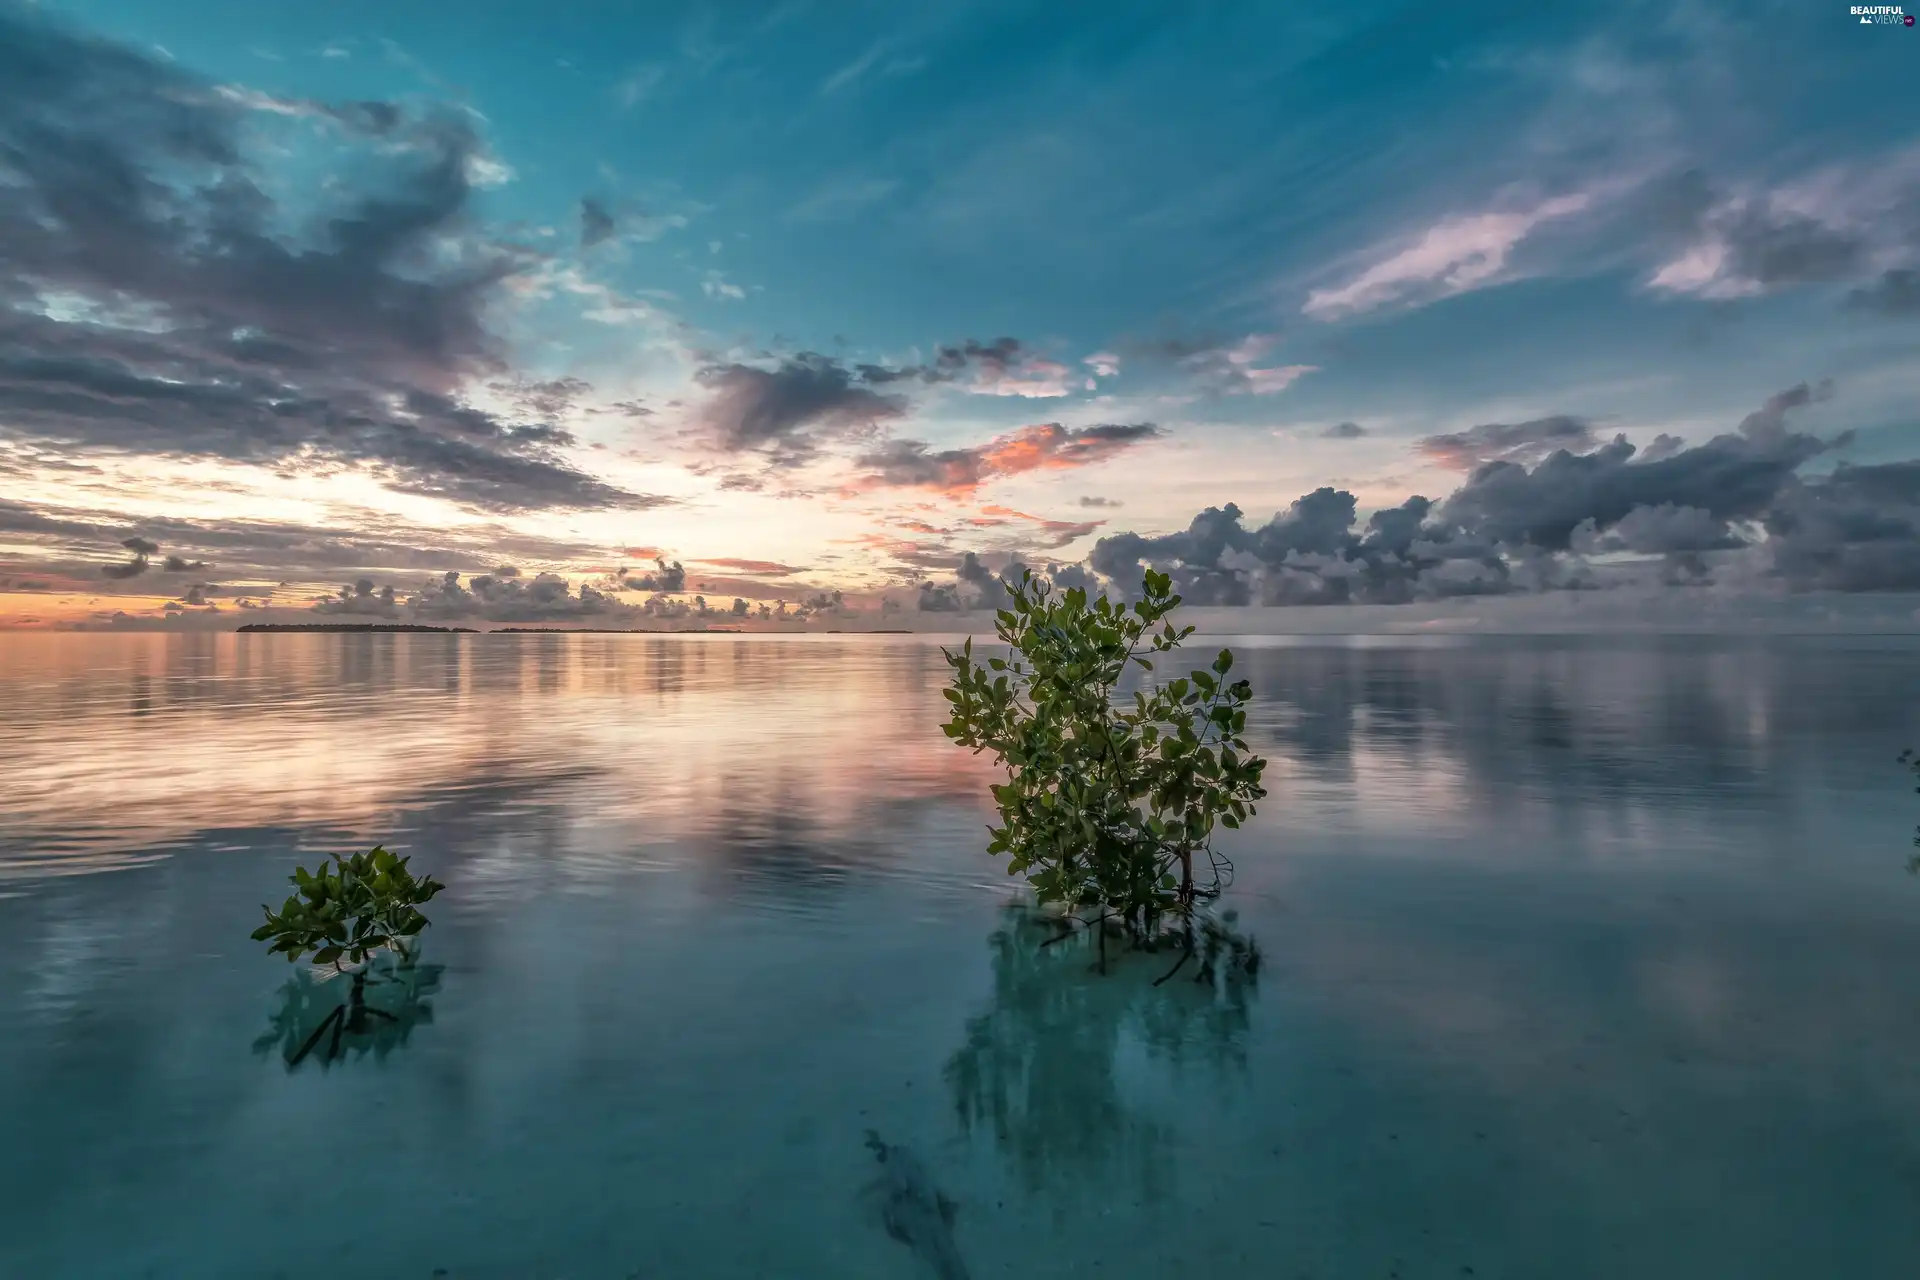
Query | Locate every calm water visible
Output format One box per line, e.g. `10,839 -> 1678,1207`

3,631 -> 1920,1278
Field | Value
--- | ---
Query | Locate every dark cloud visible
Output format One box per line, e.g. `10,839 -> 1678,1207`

1090,490 -> 1511,606
1641,433 -> 1686,463
1078,383 -> 1883,606
1437,384 -> 1834,552
1323,422 -> 1367,440
920,552 -> 1104,611
691,341 -> 1097,465
100,536 -> 154,579
1584,503 -> 1744,556
854,439 -> 987,492
579,197 -> 617,248
916,581 -> 965,612
314,577 -> 399,616
855,337 -> 1025,386
1763,461 -> 1920,593
0,8 -> 654,514
491,376 -> 593,420
1079,495 -> 1122,508
956,550 -> 998,602
1416,416 -> 1598,472
1846,269 -> 1920,318
693,353 -> 904,460
161,554 -> 210,573
618,558 -> 687,592
1716,203 -> 1865,288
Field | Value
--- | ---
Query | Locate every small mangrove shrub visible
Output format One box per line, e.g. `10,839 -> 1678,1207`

253,845 -> 444,968
941,569 -> 1268,971
251,846 -> 445,1065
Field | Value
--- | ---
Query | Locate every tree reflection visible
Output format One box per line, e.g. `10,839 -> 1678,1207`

944,904 -> 1259,1201
252,955 -> 444,1070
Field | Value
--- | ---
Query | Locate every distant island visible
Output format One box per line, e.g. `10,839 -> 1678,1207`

237,623 -> 478,633
233,623 -> 918,635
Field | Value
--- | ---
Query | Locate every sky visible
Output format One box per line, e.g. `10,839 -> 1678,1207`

1,0 -> 1918,631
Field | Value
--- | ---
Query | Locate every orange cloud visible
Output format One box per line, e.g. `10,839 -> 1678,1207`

691,558 -> 804,575
845,421 -> 1162,498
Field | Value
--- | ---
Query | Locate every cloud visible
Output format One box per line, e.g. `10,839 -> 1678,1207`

1304,193 -> 1593,319
1121,334 -> 1313,396
1084,351 -> 1121,378
101,536 -> 156,578
1763,461 -> 1920,593
1079,495 -> 1122,508
1082,383 -> 1861,606
701,271 -> 746,301
1180,334 -> 1316,395
571,195 -> 688,249
854,337 -> 1081,398
1648,196 -> 1867,299
692,558 -> 803,575
849,422 -> 1161,496
789,176 -> 899,222
1436,384 -> 1833,552
614,63 -> 665,109
0,496 -> 622,595
318,569 -> 641,624
314,577 -> 399,616
821,40 -> 888,96
1846,269 -> 1920,317
580,198 -> 617,248
1323,422 -> 1368,440
0,8 -> 655,514
616,558 -> 686,592
1415,415 -> 1599,472
916,581 -> 965,612
918,553 -> 1104,611
693,353 -> 905,461
973,505 -> 1102,548
1641,433 -> 1686,462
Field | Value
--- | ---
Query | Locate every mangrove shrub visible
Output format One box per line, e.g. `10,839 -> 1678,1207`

941,569 -> 1267,966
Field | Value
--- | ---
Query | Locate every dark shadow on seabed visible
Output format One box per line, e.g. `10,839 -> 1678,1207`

253,955 -> 445,1070
945,905 -> 1260,1208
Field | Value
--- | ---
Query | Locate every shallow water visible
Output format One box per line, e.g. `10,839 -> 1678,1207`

2,631 -> 1919,1278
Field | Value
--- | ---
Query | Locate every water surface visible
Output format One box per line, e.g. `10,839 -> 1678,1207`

2,632 -> 1919,1278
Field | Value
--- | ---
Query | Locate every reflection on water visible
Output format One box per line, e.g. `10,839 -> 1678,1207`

947,906 -> 1258,1205
0,632 -> 1918,1277
253,957 -> 445,1070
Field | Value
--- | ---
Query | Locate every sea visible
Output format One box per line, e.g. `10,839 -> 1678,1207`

1,630 -> 1918,1279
